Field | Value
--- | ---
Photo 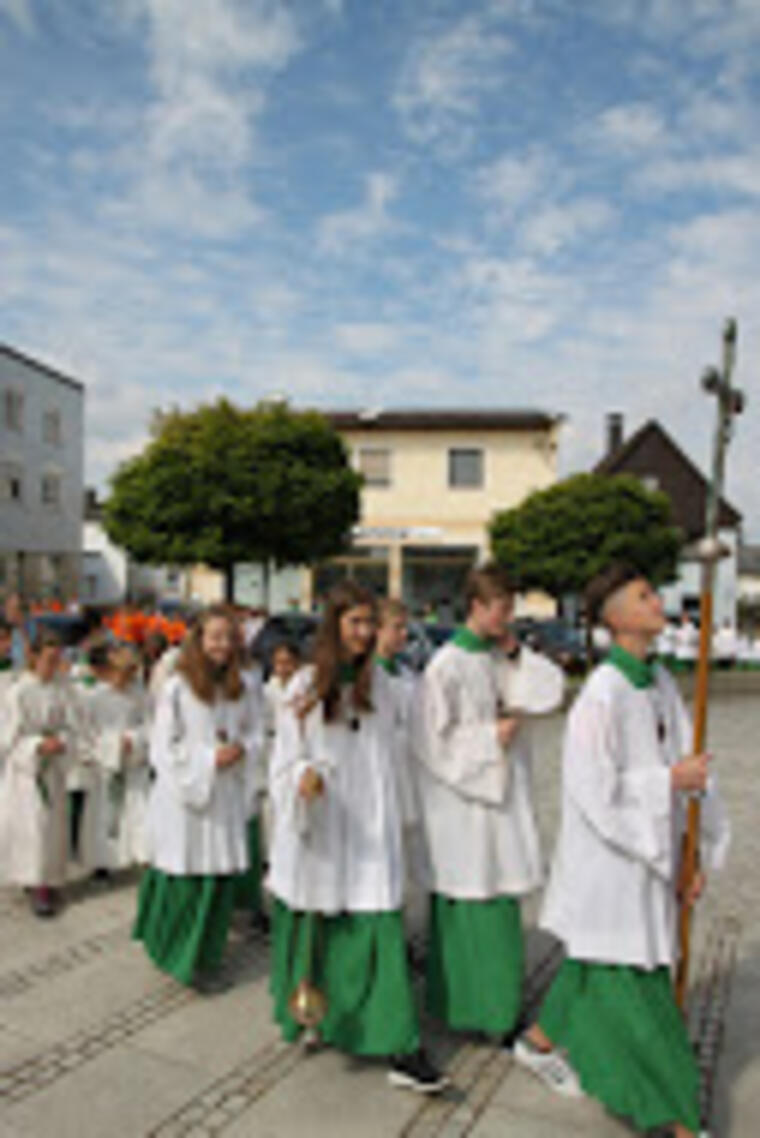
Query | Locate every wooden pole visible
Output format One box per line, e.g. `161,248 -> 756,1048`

675,319 -> 743,1008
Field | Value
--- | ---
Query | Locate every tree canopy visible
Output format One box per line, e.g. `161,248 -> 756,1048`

489,473 -> 683,599
103,399 -> 362,594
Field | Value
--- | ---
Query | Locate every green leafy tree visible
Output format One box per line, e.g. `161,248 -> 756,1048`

103,399 -> 362,601
489,473 -> 683,602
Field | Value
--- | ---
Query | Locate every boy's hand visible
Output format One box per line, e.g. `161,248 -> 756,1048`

677,865 -> 706,907
497,716 -> 520,748
671,752 -> 711,792
298,767 -> 325,802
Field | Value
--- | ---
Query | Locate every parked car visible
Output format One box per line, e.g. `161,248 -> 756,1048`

26,612 -> 106,652
513,617 -> 587,674
249,613 -> 319,676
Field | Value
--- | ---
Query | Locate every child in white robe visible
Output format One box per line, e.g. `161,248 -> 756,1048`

0,618 -> 16,705
267,581 -> 446,1093
85,645 -> 150,876
514,564 -> 729,1138
417,564 -> 540,1039
0,628 -> 87,916
133,606 -> 264,989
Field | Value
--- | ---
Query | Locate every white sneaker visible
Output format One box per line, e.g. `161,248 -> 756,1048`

512,1037 -> 584,1098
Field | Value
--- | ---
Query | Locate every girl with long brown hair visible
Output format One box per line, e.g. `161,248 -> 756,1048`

267,581 -> 445,1093
133,605 -> 265,990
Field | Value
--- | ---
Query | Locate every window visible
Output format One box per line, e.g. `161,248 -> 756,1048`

357,447 -> 392,488
0,462 -> 23,503
641,474 -> 660,493
448,448 -> 483,488
43,409 -> 62,445
3,389 -> 23,432
41,473 -> 62,508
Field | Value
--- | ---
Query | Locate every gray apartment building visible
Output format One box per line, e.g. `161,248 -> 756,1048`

0,344 -> 84,601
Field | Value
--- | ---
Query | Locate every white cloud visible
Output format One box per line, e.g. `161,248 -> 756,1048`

476,148 -> 555,218
593,102 -> 666,151
317,172 -> 399,254
521,198 -> 617,256
0,0 -> 34,35
333,323 -> 400,355
394,13 -> 512,149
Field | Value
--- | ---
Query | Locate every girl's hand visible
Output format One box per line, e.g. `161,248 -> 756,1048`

215,743 -> 244,769
497,716 -> 520,748
38,735 -> 65,758
678,869 -> 706,908
298,767 -> 325,802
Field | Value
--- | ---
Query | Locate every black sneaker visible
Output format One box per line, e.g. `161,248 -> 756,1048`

388,1050 -> 449,1094
250,909 -> 271,936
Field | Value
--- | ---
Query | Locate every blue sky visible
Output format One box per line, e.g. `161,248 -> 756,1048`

1,0 -> 759,534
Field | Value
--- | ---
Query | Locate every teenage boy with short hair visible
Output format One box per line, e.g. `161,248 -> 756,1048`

417,564 -> 543,1039
514,563 -> 729,1138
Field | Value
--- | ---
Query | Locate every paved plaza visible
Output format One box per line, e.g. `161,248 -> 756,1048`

0,682 -> 758,1138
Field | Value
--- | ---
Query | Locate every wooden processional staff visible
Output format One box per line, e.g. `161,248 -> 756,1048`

675,318 -> 745,1009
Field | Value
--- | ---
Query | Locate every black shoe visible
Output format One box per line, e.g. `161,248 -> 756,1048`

250,909 -> 271,936
31,887 -> 55,918
192,972 -> 232,995
92,868 -> 112,883
388,1050 -> 449,1094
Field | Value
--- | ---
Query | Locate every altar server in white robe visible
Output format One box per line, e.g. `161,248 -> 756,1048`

0,628 -> 88,916
133,606 -> 264,990
417,564 -> 540,1040
267,580 -> 446,1094
515,564 -> 729,1138
0,618 -> 17,702
85,645 -> 150,875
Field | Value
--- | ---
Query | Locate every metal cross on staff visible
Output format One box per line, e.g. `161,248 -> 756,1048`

675,317 -> 745,1008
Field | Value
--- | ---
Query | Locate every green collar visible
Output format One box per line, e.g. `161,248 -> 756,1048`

339,661 -> 358,685
607,642 -> 654,690
375,655 -> 401,676
452,626 -> 492,654
0,658 -> 13,672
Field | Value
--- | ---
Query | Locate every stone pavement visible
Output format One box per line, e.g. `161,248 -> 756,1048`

0,686 -> 757,1138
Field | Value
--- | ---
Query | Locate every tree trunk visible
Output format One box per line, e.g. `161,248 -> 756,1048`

261,561 -> 270,612
224,564 -> 235,604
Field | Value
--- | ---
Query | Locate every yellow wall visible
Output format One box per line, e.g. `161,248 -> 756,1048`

346,425 -> 560,550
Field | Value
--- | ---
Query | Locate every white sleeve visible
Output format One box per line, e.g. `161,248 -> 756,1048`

151,680 -> 216,811
565,695 -> 673,878
0,685 -> 42,775
419,667 -> 508,806
240,676 -> 266,816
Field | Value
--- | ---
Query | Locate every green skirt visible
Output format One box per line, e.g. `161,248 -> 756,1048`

133,869 -> 236,986
270,900 -> 420,1057
234,816 -> 263,914
426,893 -> 523,1034
538,960 -> 700,1133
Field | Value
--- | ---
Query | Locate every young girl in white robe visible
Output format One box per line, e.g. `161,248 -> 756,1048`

515,564 -> 729,1138
0,629 -> 87,916
417,564 -> 541,1039
133,606 -> 264,989
267,581 -> 445,1093
85,646 -> 149,876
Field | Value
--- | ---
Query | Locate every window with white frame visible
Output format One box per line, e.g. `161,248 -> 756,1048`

43,408 -> 62,445
0,462 -> 24,503
41,472 -> 62,508
357,447 -> 392,488
448,448 -> 484,488
3,389 -> 23,432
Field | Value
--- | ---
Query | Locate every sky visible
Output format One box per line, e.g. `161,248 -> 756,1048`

1,0 -> 759,534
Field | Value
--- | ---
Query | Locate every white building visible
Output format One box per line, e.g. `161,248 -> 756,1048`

82,491 -> 187,607
0,344 -> 84,601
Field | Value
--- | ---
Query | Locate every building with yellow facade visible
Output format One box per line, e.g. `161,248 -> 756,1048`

313,408 -> 563,617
